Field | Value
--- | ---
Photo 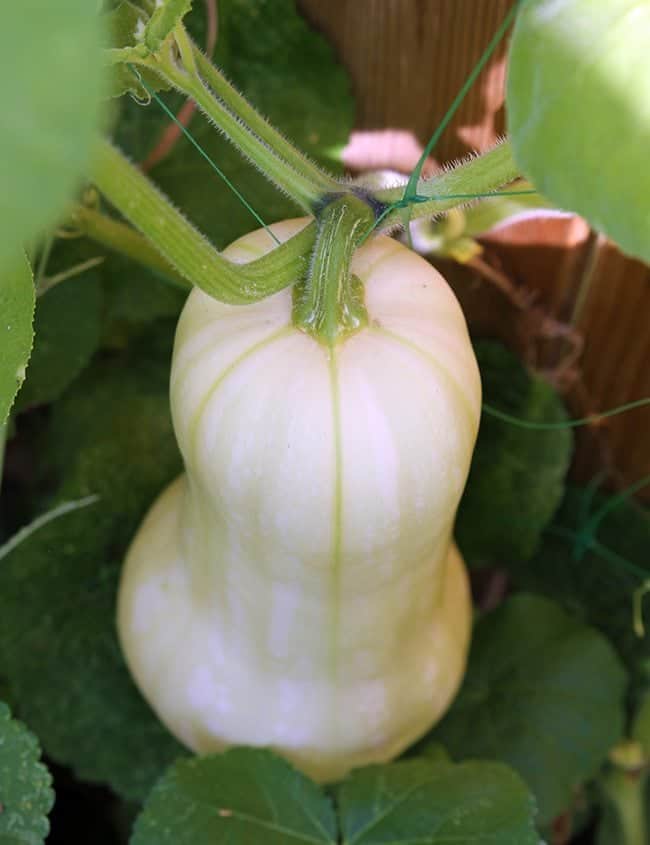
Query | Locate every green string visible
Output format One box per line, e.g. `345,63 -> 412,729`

574,471 -> 608,559
399,0 -> 523,241
128,65 -> 279,244
359,189 -> 539,246
576,474 -> 650,561
548,526 -> 648,583
547,476 -> 650,638
482,397 -> 650,430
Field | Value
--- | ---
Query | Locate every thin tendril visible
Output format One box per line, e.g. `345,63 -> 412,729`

129,65 -> 279,244
482,397 -> 650,430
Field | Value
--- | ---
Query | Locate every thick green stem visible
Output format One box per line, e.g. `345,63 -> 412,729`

71,205 -> 190,290
602,767 -> 648,845
375,141 -> 521,227
293,196 -> 374,346
192,46 -> 338,194
137,36 -> 327,209
91,139 -> 316,303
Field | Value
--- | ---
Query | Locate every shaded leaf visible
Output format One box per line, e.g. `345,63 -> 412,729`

0,702 -> 54,845
507,0 -> 650,263
0,253 -> 34,424
102,253 -> 186,337
456,341 -> 572,567
337,758 -> 539,844
514,486 -> 650,684
14,274 -> 103,412
427,594 -> 627,823
0,325 -> 187,801
131,749 -> 338,845
0,0 -> 105,273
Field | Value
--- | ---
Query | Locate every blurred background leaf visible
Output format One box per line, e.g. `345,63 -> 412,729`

0,0 -> 105,274
456,341 -> 573,568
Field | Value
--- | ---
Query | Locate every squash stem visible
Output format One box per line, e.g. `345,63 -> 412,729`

191,45 -> 338,194
70,204 -> 190,290
375,141 -> 521,227
292,195 -> 374,346
602,766 -> 648,845
129,28 -> 332,211
90,139 -> 316,304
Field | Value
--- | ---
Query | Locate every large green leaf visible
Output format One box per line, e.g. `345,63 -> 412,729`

14,274 -> 103,412
426,594 -> 628,823
101,252 -> 187,338
514,486 -> 650,685
0,702 -> 54,845
0,1 -> 105,272
115,0 -> 354,248
0,324 -> 187,802
131,749 -> 338,845
456,341 -> 572,567
337,759 -> 539,845
507,0 -> 650,263
0,253 -> 34,424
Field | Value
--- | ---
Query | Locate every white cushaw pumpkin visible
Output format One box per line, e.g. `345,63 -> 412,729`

118,217 -> 482,782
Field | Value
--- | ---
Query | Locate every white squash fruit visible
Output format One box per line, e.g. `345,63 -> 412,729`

118,217 -> 482,782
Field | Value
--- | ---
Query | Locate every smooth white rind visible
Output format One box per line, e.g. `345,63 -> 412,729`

118,219 -> 481,782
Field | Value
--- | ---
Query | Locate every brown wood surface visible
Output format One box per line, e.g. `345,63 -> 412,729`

299,0 -> 650,500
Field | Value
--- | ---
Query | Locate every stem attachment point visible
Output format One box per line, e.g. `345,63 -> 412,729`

293,195 -> 374,347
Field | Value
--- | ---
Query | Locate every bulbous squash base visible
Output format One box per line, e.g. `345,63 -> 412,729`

117,473 -> 472,783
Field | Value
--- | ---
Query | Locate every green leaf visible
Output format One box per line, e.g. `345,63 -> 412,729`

115,0 -> 354,247
0,0 -> 105,273
0,325 -> 187,801
131,749 -> 338,845
456,342 -> 572,567
507,0 -> 650,263
427,594 -> 628,823
14,274 -> 103,412
102,253 -> 186,337
514,486 -> 650,683
145,0 -> 193,51
0,702 -> 54,845
104,2 -> 172,98
337,758 -> 539,845
105,0 -> 149,50
0,253 -> 34,424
